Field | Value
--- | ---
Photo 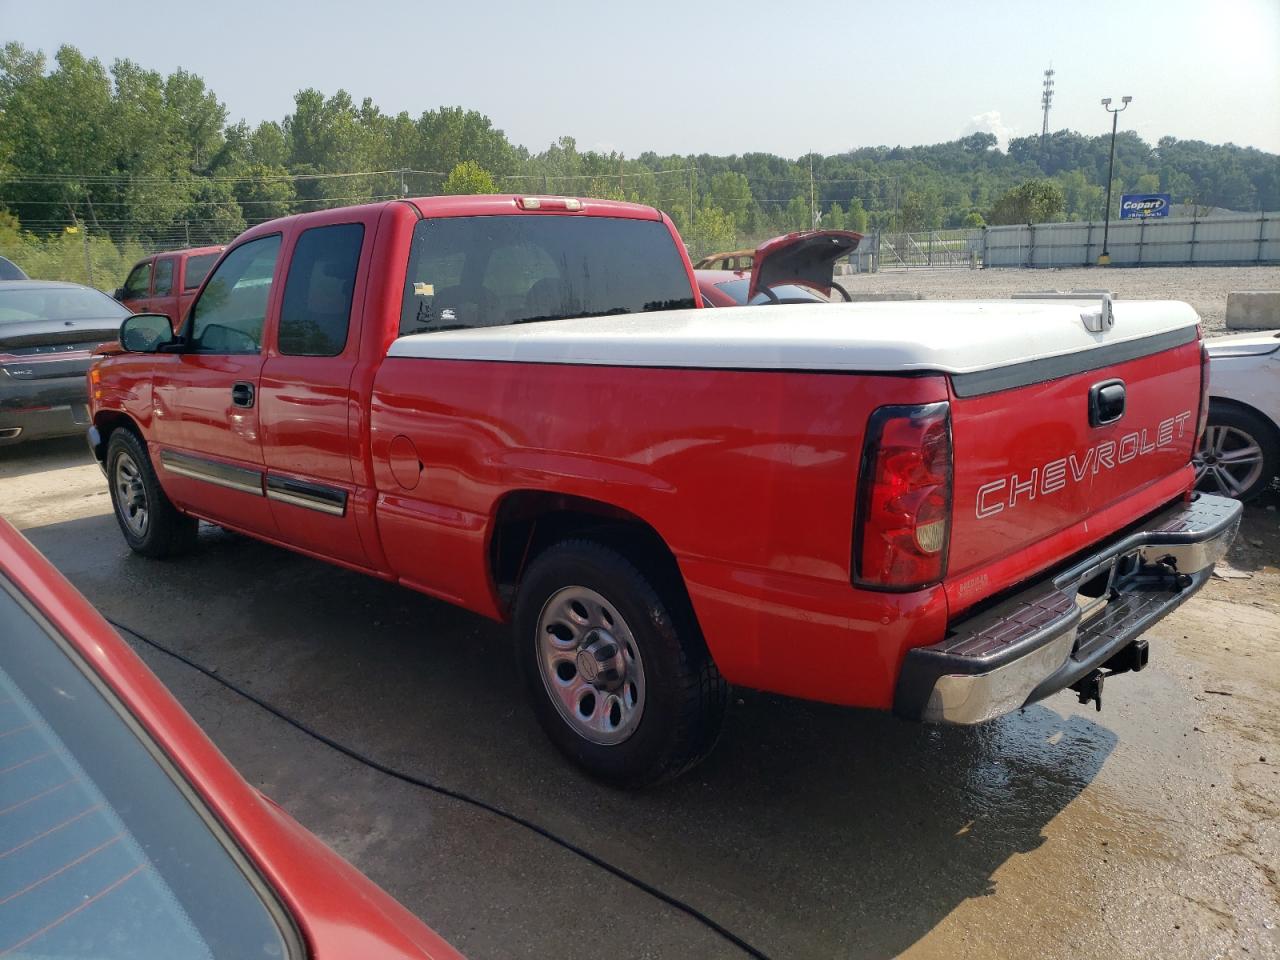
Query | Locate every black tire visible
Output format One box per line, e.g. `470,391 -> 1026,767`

105,429 -> 198,558
1195,401 -> 1280,502
513,539 -> 728,787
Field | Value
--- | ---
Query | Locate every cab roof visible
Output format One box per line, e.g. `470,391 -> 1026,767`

235,195 -> 665,245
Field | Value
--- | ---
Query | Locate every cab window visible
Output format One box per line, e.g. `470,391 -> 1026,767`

121,262 -> 152,300
278,223 -> 363,357
153,258 -> 174,297
400,216 -> 695,337
187,236 -> 281,354
184,252 -> 220,291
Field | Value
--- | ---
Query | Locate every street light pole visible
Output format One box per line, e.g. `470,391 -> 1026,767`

1098,95 -> 1132,265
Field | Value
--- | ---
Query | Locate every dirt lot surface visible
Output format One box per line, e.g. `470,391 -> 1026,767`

2,436 -> 1277,960
846,265 -> 1280,333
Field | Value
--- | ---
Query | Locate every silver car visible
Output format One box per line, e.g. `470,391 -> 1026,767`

1196,330 -> 1280,501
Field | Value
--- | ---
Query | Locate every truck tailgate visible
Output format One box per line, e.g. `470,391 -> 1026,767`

946,334 -> 1202,614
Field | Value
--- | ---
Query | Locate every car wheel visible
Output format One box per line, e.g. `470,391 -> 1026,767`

106,429 -> 198,557
1194,401 -> 1279,502
513,539 -> 727,787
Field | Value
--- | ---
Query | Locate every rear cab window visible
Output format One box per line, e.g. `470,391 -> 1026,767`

0,287 -> 129,324
183,253 -> 220,292
0,576 -> 297,959
399,215 -> 694,337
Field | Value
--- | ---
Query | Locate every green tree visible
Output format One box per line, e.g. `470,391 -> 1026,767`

988,179 -> 1065,225
689,203 -> 736,257
1057,170 -> 1105,221
1135,173 -> 1161,195
845,198 -> 869,234
442,160 -> 497,195
900,187 -> 943,231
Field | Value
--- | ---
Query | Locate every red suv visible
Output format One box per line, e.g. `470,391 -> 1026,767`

115,246 -> 224,324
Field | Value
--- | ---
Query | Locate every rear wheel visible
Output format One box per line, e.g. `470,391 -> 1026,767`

1194,402 -> 1279,502
514,539 -> 727,787
106,430 -> 198,557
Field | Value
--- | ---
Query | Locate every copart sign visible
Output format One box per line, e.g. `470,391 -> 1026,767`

1119,194 -> 1171,219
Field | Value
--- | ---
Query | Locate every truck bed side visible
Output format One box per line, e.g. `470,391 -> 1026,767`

369,360 -> 951,707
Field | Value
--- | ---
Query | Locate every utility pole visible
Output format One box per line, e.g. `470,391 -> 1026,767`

1040,68 -> 1055,160
809,154 -> 816,230
1098,95 -> 1133,265
688,161 -> 695,239
399,168 -> 408,196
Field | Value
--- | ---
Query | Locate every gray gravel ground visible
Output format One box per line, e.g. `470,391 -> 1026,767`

844,265 -> 1280,333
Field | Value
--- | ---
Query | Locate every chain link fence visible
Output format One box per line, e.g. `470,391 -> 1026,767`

0,222 -> 242,293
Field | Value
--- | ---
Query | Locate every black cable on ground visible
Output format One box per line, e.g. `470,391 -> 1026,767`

105,616 -> 770,960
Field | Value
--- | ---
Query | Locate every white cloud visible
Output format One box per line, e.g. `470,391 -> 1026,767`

962,111 -> 1016,151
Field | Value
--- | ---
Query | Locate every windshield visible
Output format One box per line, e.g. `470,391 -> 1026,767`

713,278 -> 832,306
0,287 -> 130,324
400,215 -> 695,336
0,578 -> 294,959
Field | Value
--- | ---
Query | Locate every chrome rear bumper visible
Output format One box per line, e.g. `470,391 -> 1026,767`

894,493 -> 1242,724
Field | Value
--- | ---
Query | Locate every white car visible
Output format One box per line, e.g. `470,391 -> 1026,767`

1196,330 -> 1280,501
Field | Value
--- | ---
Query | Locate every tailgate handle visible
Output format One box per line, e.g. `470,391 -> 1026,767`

1089,379 -> 1125,426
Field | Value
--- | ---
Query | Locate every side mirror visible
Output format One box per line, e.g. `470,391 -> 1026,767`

113,287 -> 125,301
120,313 -> 177,354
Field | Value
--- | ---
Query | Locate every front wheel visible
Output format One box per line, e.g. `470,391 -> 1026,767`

1194,402 -> 1279,502
513,539 -> 727,787
106,429 -> 198,557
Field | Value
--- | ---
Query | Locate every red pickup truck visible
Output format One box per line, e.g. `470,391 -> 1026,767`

87,196 -> 1241,786
115,246 -> 224,324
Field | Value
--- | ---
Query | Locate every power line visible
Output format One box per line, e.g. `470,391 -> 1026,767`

0,169 -> 414,185
0,194 -> 398,207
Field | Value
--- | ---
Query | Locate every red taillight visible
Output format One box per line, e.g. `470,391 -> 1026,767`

853,402 -> 953,590
1195,338 -> 1211,451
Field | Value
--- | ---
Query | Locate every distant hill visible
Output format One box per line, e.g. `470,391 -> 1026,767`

1,43 -> 1277,260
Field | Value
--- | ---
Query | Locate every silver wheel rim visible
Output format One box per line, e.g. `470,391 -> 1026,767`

535,586 -> 646,745
114,452 -> 150,537
1195,424 -> 1264,499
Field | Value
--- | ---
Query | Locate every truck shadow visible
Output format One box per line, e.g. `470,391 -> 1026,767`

24,513 -> 1117,960
0,435 -> 93,479
1218,487 -> 1280,574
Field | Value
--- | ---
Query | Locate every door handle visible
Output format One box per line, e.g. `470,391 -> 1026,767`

231,381 -> 255,408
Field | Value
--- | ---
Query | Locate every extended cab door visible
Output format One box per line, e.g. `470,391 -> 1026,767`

150,234 -> 282,536
118,258 -> 153,314
258,218 -> 375,569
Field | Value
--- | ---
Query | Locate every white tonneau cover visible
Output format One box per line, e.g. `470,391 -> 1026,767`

387,299 -> 1200,374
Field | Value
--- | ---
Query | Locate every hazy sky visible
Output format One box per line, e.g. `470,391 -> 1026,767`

3,0 -> 1278,157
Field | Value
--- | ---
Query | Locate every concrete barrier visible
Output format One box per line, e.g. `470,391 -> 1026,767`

1226,291 -> 1280,330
